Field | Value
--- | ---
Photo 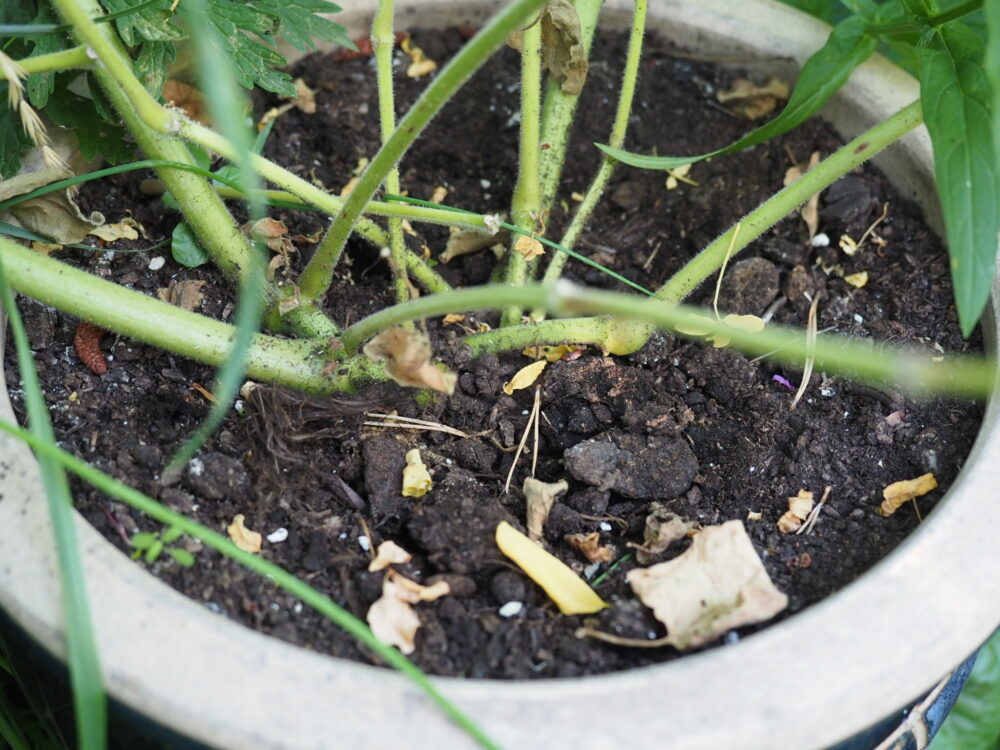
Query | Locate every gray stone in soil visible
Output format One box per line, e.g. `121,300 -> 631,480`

564,429 -> 699,500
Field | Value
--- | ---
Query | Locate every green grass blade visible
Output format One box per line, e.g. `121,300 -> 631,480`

916,21 -> 1000,335
0,418 -> 501,750
164,0 -> 268,478
597,15 -> 877,169
0,266 -> 106,746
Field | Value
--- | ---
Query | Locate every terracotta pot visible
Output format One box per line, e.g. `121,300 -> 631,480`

1,1 -> 998,748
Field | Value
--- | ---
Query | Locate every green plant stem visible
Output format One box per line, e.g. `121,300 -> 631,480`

537,0 -> 602,212
373,0 -> 411,304
535,0 -> 646,315
297,0 -> 549,306
0,421 -> 500,750
0,45 -> 92,78
0,237 -> 382,393
0,261 -> 106,748
501,15 -> 543,327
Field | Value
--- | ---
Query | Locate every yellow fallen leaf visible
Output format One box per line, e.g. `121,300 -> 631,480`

717,77 -> 789,120
401,36 -> 438,78
89,217 -> 142,242
524,477 -> 568,541
844,271 -> 869,288
711,314 -> 766,348
777,489 -> 814,533
363,327 -> 457,394
31,241 -> 63,255
665,164 -> 697,190
496,521 -> 607,615
502,359 -> 547,395
879,473 -> 938,517
513,233 -> 545,261
521,344 -> 579,362
628,520 -> 787,649
369,540 -> 413,572
439,227 -> 501,263
566,532 -> 614,563
401,448 -> 432,498
430,186 -> 448,204
631,503 -> 696,565
227,514 -> 262,554
442,314 -> 466,326
747,510 -> 762,521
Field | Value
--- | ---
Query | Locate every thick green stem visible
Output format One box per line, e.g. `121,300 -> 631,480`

535,0 -> 646,314
538,0 -> 602,210
0,45 -> 92,78
0,238 -> 376,393
501,16 -> 544,326
373,0 -> 411,304
297,0 -> 549,305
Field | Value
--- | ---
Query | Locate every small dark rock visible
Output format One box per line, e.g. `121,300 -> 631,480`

565,488 -> 610,517
609,180 -> 645,211
361,433 -> 409,519
301,530 -> 329,572
427,573 -> 477,598
718,257 -> 781,315
762,237 -> 808,267
822,176 -> 877,225
184,452 -> 252,501
544,504 -> 585,541
490,570 -> 527,604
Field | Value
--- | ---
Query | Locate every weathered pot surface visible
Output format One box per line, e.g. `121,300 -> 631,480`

1,1 -> 998,748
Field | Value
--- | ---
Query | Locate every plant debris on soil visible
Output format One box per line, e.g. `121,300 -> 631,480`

3,28 -> 983,680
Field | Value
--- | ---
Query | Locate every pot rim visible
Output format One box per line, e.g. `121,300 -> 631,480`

1,1 -> 998,749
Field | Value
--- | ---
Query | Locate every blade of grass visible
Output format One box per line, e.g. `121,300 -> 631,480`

0,265 -> 106,746
0,418 -> 500,750
164,0 -> 267,480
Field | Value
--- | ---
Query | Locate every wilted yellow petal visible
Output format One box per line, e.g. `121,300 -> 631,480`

844,271 -> 869,288
369,540 -> 413,572
665,164 -> 696,190
674,315 -> 715,337
402,448 -> 432,498
778,489 -> 814,533
227,514 -> 262,554
89,218 -> 141,242
879,473 -> 937,517
502,359 -> 547,395
495,521 -> 607,615
839,234 -> 860,255
442,314 -> 466,326
722,313 -> 766,332
513,234 -> 545,261
401,36 -> 437,78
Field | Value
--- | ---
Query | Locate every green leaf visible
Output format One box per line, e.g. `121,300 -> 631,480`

145,539 -> 164,562
208,0 -> 279,37
25,4 -> 68,108
162,525 -> 184,544
598,15 -> 878,169
133,40 -> 176,98
168,548 -> 196,567
987,0 -> 1000,192
44,88 -> 134,165
0,102 -> 32,178
130,532 -> 157,549
252,0 -> 353,52
99,0 -> 183,45
171,222 -> 209,267
930,630 -> 1000,750
916,21 -> 999,335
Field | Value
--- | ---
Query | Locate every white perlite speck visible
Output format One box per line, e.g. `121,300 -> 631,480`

498,601 -> 524,618
266,527 -> 289,544
148,256 -> 166,271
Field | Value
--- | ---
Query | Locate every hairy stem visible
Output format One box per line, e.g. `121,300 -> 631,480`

501,15 -> 543,326
0,45 -> 92,78
373,0 -> 411,304
297,0 -> 549,305
535,0 -> 646,314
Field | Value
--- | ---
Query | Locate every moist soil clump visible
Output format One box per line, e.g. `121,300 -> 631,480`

5,28 -> 982,679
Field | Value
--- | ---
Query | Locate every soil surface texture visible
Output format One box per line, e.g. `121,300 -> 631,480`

5,28 -> 983,680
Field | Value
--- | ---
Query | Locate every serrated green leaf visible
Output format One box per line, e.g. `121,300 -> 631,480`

130,532 -> 157,549
901,0 -> 938,22
930,630 -> 1000,750
168,548 -> 196,567
0,101 -> 32,178
134,40 -> 176,98
45,88 -> 134,164
252,0 -> 352,52
598,15 -> 877,169
917,22 -> 999,335
171,222 -> 209,267
99,0 -> 183,45
208,0 -> 279,37
25,5 -> 68,108
162,525 -> 183,544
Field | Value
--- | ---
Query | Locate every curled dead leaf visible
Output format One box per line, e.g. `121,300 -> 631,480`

627,520 -> 787,649
844,271 -> 869,288
502,360 -> 547,395
401,448 -> 432,498
566,532 -> 613,563
369,540 -> 413,572
89,217 -> 142,242
363,327 -> 457,394
879,473 -> 937,517
227,514 -> 262,554
401,36 -> 437,78
513,233 -> 545,261
524,477 -> 569,541
521,344 -> 582,362
540,0 -> 589,94
777,489 -> 814,533
717,77 -> 789,120
439,227 -> 504,263
163,80 -> 211,125
631,503 -> 696,565
291,77 -> 316,113
366,572 -> 450,655
442,314 -> 466,326
157,279 -> 207,311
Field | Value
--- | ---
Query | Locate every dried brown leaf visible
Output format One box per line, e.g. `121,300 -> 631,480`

156,279 -> 207,311
363,327 -> 457,394
879,473 -> 938,517
163,80 -> 211,125
513,233 -> 545,261
717,77 -> 789,120
628,520 -> 787,649
566,532 -> 613,563
368,540 -> 413,572
440,228 -> 502,263
540,0 -> 589,94
777,489 -> 814,533
226,514 -> 262,554
366,573 -> 450,655
89,217 -> 142,242
632,503 -> 696,565
524,477 -> 568,541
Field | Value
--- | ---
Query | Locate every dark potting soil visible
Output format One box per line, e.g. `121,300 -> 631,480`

5,28 -> 983,680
